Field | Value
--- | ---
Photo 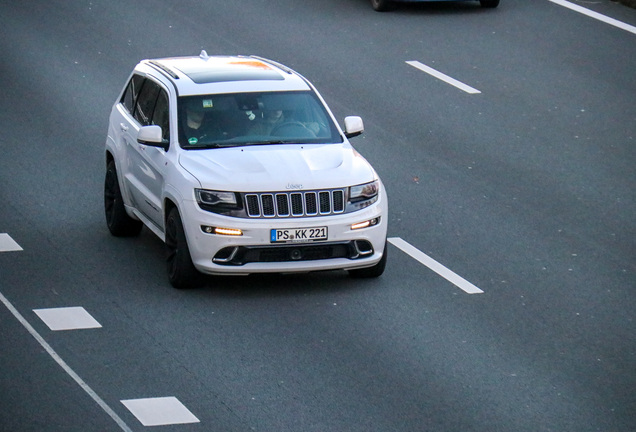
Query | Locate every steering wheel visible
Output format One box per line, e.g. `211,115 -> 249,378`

270,121 -> 317,138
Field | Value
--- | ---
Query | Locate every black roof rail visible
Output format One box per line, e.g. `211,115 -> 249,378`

248,55 -> 294,75
147,60 -> 180,80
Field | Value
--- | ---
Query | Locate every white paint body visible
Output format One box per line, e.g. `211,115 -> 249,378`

105,54 -> 387,276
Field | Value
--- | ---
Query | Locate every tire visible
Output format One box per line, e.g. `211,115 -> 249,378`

348,243 -> 387,278
371,0 -> 395,12
480,0 -> 500,8
104,160 -> 142,237
165,207 -> 201,289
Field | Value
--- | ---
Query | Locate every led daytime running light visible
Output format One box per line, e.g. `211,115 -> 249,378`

351,217 -> 380,231
351,221 -> 371,230
201,225 -> 243,236
214,227 -> 243,236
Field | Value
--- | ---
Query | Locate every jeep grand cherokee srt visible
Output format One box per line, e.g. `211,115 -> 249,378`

104,52 -> 388,288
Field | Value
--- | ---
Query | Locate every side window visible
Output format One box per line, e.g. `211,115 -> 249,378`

134,79 -> 161,126
152,90 -> 170,142
121,74 -> 145,114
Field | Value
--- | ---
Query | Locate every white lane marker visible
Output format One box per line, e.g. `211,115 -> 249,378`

388,237 -> 484,294
34,306 -> 102,331
121,397 -> 200,427
0,291 -> 134,432
0,233 -> 23,252
406,60 -> 481,94
549,0 -> 636,35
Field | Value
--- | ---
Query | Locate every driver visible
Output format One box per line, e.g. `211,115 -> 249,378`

248,108 -> 285,136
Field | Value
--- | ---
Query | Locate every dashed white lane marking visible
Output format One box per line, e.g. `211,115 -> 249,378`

0,291 -> 134,432
2,233 -> 199,428
388,237 -> 484,294
406,60 -> 481,94
33,307 -> 102,331
0,233 -> 22,252
121,397 -> 200,427
549,0 -> 636,35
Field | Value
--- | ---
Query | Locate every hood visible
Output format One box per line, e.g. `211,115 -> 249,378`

179,143 -> 376,191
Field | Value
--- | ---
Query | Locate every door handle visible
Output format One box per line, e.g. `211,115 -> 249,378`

120,123 -> 129,132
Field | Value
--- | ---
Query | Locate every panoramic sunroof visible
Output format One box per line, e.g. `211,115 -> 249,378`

169,58 -> 285,84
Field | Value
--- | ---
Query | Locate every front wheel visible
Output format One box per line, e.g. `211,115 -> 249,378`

348,243 -> 387,278
165,207 -> 201,289
371,0 -> 395,12
480,0 -> 500,8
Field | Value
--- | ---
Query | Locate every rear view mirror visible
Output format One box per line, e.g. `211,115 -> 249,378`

344,116 -> 364,139
137,125 -> 167,150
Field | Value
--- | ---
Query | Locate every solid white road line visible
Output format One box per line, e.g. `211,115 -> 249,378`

388,237 -> 484,294
406,60 -> 481,94
0,291 -> 134,432
549,0 -> 636,35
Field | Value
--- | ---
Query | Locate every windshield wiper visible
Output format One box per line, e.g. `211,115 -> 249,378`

182,143 -> 234,150
242,140 -> 288,146
183,140 -> 300,150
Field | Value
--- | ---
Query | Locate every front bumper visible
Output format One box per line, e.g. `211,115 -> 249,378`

180,192 -> 388,276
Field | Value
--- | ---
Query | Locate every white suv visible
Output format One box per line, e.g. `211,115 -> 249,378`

104,51 -> 388,288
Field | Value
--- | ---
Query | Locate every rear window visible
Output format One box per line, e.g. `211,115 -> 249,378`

121,74 -> 145,114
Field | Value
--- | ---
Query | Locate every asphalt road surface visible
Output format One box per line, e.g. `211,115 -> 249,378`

1,1 -> 635,431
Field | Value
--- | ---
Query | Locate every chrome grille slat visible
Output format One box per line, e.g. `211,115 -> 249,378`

319,191 -> 331,214
305,192 -> 317,215
245,195 -> 260,217
243,189 -> 345,218
290,193 -> 303,216
333,190 -> 344,212
276,193 -> 289,216
262,194 -> 275,217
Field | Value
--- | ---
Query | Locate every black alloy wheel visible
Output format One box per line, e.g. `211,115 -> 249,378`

480,0 -> 500,7
165,207 -> 200,289
371,0 -> 395,12
104,160 -> 142,237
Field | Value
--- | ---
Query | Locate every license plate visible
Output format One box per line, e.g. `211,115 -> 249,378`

271,226 -> 328,243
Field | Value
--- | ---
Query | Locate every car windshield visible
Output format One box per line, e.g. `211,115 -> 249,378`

177,91 -> 343,149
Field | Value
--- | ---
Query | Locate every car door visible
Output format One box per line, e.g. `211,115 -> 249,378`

119,77 -> 169,230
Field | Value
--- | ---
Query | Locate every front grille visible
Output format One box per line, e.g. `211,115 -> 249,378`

244,189 -> 345,218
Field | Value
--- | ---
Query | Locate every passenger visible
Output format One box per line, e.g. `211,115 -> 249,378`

183,99 -> 216,145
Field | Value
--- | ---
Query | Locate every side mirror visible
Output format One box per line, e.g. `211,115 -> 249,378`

344,116 -> 364,139
137,125 -> 168,150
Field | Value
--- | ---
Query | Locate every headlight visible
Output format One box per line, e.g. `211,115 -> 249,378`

347,180 -> 380,212
349,180 -> 379,202
195,189 -> 240,213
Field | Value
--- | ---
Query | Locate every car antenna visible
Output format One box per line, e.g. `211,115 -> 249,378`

200,50 -> 209,60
